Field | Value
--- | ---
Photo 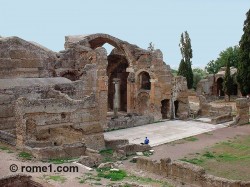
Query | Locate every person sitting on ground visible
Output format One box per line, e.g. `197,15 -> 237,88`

144,137 -> 149,145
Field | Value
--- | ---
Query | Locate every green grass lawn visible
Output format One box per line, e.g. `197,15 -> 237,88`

180,135 -> 250,181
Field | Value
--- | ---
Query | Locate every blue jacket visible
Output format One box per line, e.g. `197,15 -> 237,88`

144,138 -> 149,144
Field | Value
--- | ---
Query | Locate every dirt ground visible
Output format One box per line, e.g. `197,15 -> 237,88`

150,125 -> 250,161
121,125 -> 250,186
1,125 -> 250,187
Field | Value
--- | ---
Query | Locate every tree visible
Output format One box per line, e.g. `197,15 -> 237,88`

177,59 -> 187,77
148,42 -> 155,51
205,60 -> 219,74
223,59 -> 234,101
192,68 -> 208,90
178,31 -> 193,89
205,46 -> 240,74
237,9 -> 250,96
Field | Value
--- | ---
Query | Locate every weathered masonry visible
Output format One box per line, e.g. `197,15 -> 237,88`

0,34 -> 189,156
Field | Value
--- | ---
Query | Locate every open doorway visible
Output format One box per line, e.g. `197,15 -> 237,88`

217,78 -> 224,96
107,51 -> 129,112
161,99 -> 170,119
85,36 -> 130,114
232,83 -> 238,95
174,100 -> 179,117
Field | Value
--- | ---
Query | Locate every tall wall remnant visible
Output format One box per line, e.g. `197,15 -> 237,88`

234,98 -> 250,126
0,34 -> 189,157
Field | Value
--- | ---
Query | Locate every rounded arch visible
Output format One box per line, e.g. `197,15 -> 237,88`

135,69 -> 156,82
82,34 -> 123,50
73,34 -> 139,65
135,69 -> 156,91
138,71 -> 151,90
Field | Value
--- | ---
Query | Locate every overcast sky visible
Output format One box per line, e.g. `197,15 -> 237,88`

1,0 -> 249,69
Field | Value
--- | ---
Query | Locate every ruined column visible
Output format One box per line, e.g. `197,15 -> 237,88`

113,78 -> 120,118
126,70 -> 135,114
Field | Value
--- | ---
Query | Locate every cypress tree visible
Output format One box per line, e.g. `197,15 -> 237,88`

237,9 -> 250,96
223,59 -> 233,101
178,31 -> 193,89
177,59 -> 187,77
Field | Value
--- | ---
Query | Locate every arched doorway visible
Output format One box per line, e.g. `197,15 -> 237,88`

217,78 -> 224,96
107,51 -> 129,112
161,99 -> 170,119
77,34 -> 131,113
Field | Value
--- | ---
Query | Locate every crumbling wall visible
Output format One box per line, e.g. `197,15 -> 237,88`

14,88 -> 105,151
54,43 -> 108,129
0,34 -> 192,156
0,37 -> 56,79
233,98 -> 250,126
198,95 -> 233,124
196,75 -> 214,95
172,76 -> 190,119
136,157 -> 250,187
107,114 -> 154,131
65,34 -> 189,121
0,78 -> 72,136
26,142 -> 86,160
0,44 -> 107,151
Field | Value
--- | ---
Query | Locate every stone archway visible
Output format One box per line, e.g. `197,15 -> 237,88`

72,33 -> 137,65
65,34 -> 156,115
217,77 -> 224,96
75,34 -> 132,113
107,52 -> 129,112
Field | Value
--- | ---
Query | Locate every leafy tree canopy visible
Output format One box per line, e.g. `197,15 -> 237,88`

193,68 -> 208,90
237,9 -> 250,96
205,46 -> 240,74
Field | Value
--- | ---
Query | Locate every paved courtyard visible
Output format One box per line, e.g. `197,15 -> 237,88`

104,119 -> 230,146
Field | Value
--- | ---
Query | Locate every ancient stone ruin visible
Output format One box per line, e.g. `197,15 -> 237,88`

0,34 -> 189,158
232,98 -> 250,126
197,67 -> 239,97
